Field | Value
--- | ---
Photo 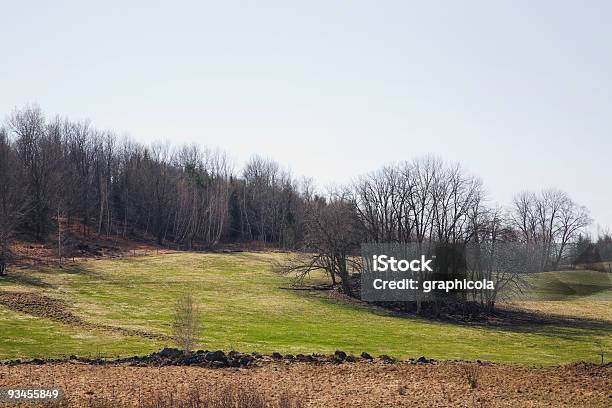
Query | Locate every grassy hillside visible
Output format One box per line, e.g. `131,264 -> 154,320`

0,252 -> 610,364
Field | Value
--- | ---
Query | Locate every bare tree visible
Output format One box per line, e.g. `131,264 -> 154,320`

279,193 -> 363,295
0,105 -> 598,282
0,128 -> 27,275
510,189 -> 591,270
172,291 -> 201,355
7,106 -> 60,240
554,196 -> 591,268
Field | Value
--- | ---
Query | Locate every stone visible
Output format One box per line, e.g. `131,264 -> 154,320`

360,352 -> 373,360
205,350 -> 227,363
158,348 -> 182,358
379,355 -> 396,363
334,350 -> 347,361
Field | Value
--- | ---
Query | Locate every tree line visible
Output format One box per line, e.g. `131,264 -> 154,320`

0,106 -> 307,273
0,106 -> 600,282
285,158 -> 597,313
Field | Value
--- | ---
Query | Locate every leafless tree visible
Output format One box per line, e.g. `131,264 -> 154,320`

1,107 -> 311,251
0,128 -> 27,275
510,189 -> 591,270
7,106 -> 61,240
172,291 -> 200,355
279,193 -> 363,295
240,155 -> 304,247
0,105 -> 598,286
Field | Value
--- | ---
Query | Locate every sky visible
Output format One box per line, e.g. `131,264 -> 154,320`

1,1 -> 611,232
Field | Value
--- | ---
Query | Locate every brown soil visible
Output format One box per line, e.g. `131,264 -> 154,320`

7,218 -> 187,273
0,291 -> 81,325
0,361 -> 609,407
8,230 -> 282,272
10,237 -> 172,270
0,291 -> 166,340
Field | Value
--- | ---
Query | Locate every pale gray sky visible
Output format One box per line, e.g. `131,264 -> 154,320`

1,1 -> 611,231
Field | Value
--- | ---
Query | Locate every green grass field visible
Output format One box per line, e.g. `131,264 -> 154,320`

0,252 -> 610,365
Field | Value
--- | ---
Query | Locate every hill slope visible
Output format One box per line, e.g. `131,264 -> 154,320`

0,252 -> 610,364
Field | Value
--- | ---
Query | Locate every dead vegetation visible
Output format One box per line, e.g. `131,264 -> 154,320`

8,235 -> 172,271
86,385 -> 303,408
0,290 -> 167,340
1,361 -> 609,407
460,363 -> 481,389
0,291 -> 81,325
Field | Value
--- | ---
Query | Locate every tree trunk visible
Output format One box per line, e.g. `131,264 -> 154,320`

338,259 -> 352,296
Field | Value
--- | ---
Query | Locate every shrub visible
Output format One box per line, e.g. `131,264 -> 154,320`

139,386 -> 303,408
83,385 -> 304,407
460,364 -> 480,389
